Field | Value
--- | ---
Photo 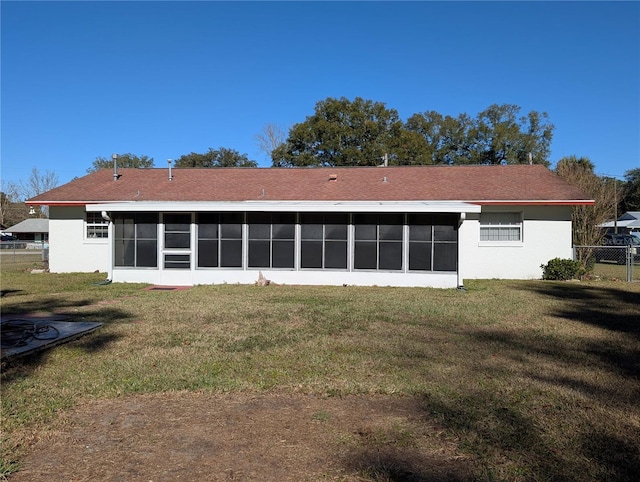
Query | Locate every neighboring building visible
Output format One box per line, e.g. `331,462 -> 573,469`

600,211 -> 640,234
2,218 -> 49,247
27,165 -> 593,288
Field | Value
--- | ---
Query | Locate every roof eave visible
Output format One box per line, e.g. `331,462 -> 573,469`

85,200 -> 483,214
472,200 -> 595,206
27,201 -> 133,206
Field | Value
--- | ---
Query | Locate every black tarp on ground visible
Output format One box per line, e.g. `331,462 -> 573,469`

1,316 -> 102,360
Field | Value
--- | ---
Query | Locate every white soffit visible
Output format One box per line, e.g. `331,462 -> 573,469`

85,200 -> 482,214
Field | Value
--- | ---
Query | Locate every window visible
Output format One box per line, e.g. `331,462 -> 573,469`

300,213 -> 348,269
354,213 -> 403,270
86,212 -> 109,238
480,212 -> 522,242
248,212 -> 295,268
163,213 -> 191,269
408,214 -> 458,272
114,213 -> 158,267
197,212 -> 243,268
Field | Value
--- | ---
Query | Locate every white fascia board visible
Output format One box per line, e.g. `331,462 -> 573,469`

472,199 -> 594,205
86,200 -> 481,214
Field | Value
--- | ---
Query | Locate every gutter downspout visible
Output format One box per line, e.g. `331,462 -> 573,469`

457,213 -> 466,290
101,211 -> 113,281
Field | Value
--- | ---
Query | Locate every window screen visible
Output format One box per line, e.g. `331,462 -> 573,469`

197,213 -> 243,268
353,213 -> 403,270
300,213 -> 348,269
247,212 -> 295,268
480,212 -> 522,241
408,213 -> 457,272
114,213 -> 158,268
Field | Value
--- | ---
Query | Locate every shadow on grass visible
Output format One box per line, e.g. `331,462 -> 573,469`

1,303 -> 132,382
345,448 -> 475,481
0,295 -> 96,317
0,289 -> 23,297
522,282 -> 640,381
522,282 -> 640,339
420,394 -> 640,482
420,390 -> 613,482
581,431 -> 640,482
416,282 -> 640,481
471,328 -> 639,401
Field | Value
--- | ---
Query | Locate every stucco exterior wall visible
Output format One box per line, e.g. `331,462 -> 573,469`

48,206 -> 109,273
48,204 -> 574,286
110,267 -> 459,288
459,205 -> 573,280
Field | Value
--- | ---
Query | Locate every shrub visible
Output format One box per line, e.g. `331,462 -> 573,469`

541,257 -> 583,280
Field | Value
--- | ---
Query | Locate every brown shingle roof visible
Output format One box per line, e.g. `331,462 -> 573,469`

28,165 -> 592,205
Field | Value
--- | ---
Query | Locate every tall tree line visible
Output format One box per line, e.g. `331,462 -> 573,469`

3,97 -> 638,227
270,97 -> 553,167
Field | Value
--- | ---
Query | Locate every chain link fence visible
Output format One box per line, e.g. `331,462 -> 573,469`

4,241 -> 637,281
574,245 -> 638,282
0,241 -> 48,268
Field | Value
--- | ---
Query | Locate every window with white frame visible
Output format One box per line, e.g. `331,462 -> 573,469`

86,212 -> 109,238
480,212 -> 522,241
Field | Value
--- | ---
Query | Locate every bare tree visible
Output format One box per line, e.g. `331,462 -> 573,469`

0,181 -> 21,227
254,122 -> 287,161
20,168 -> 59,218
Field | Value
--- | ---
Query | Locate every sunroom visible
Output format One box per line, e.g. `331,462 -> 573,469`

87,200 -> 481,288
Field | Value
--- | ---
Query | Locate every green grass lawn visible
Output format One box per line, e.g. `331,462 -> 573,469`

591,260 -> 640,282
1,265 -> 639,481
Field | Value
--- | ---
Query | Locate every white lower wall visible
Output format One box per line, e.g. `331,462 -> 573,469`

460,205 -> 574,280
48,206 -> 109,273
111,268 -> 459,288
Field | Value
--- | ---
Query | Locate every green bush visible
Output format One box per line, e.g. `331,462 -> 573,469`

541,257 -> 583,280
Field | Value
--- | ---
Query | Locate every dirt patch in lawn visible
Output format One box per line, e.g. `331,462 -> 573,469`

10,392 -> 476,481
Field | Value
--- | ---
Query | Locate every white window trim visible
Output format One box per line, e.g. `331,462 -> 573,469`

85,212 -> 109,241
478,211 -> 523,246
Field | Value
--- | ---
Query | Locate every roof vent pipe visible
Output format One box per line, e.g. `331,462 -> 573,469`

168,159 -> 173,181
112,153 -> 118,181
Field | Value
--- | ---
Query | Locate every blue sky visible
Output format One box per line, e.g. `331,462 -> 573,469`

2,1 -> 639,188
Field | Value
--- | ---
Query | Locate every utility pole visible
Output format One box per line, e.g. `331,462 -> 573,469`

614,177 -> 618,234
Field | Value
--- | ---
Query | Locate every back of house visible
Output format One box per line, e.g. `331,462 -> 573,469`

27,164 -> 593,288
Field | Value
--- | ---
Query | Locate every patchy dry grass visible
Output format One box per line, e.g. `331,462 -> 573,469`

591,260 -> 640,282
1,269 -> 639,480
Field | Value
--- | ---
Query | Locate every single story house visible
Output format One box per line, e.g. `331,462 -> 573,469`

2,218 -> 49,247
27,165 -> 593,288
